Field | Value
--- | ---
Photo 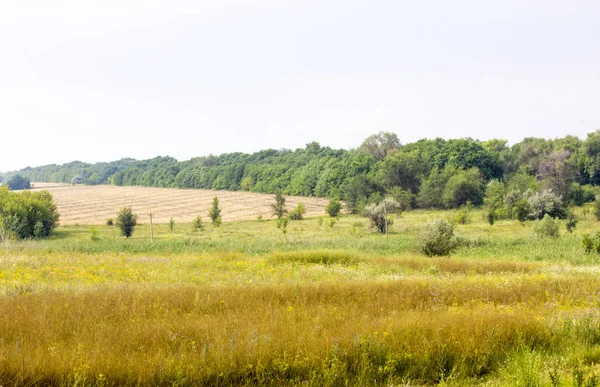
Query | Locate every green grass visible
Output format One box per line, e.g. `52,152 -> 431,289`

2,207 -> 600,385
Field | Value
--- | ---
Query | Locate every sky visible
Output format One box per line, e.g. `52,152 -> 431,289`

1,0 -> 599,172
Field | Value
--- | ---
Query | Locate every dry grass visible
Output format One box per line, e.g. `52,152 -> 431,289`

30,183 -> 328,225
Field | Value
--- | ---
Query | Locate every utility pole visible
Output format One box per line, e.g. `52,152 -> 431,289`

149,213 -> 154,243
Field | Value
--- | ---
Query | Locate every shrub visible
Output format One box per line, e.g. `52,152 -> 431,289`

533,214 -> 559,238
289,202 -> 306,220
582,232 -> 600,254
192,216 -> 203,231
595,200 -> 600,221
325,197 -> 342,217
106,218 -> 114,226
270,193 -> 288,219
451,202 -> 472,225
363,198 -> 398,233
6,175 -> 31,190
116,207 -> 137,238
528,189 -> 567,220
419,219 -> 457,256
0,187 -> 59,240
209,197 -> 222,227
168,218 -> 175,232
565,211 -> 578,233
515,198 -> 531,224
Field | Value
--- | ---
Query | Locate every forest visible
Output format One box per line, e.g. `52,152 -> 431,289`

5,131 -> 600,213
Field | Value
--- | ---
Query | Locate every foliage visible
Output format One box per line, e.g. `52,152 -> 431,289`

192,216 -> 203,231
533,214 -> 560,238
12,130 -> 600,214
270,193 -> 288,219
484,179 -> 506,224
289,202 -> 306,220
582,232 -> 600,254
595,200 -> 600,221
106,218 -> 114,226
527,189 -> 567,220
6,174 -> 31,190
116,207 -> 137,238
514,198 -> 531,224
168,218 -> 175,232
418,218 -> 457,256
209,197 -> 222,227
441,167 -> 485,208
386,187 -> 415,211
565,211 -> 578,233
359,131 -> 400,161
451,202 -> 472,225
363,198 -> 398,233
0,187 -> 59,240
325,197 -> 342,217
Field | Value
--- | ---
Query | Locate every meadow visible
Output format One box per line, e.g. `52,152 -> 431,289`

2,205 -> 600,386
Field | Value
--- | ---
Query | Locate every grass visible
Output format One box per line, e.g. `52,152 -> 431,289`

2,206 -> 600,385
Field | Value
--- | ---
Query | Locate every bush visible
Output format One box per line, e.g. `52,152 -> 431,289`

419,219 -> 457,256
325,197 -> 342,217
451,202 -> 472,225
565,211 -> 578,233
289,202 -> 306,220
0,187 -> 59,240
528,189 -> 566,220
116,207 -> 137,238
533,214 -> 559,238
168,218 -> 175,232
582,232 -> 600,254
514,198 -> 531,224
192,216 -> 203,231
106,218 -> 114,226
5,175 -> 31,191
209,197 -> 222,227
595,200 -> 600,221
363,198 -> 398,233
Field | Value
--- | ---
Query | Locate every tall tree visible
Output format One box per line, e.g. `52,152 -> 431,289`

359,132 -> 401,161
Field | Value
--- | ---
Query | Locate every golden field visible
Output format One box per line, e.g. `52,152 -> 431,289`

2,198 -> 600,385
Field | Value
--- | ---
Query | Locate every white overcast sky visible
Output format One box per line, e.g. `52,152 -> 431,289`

1,0 -> 599,172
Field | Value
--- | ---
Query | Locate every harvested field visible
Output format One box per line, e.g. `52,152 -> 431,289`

30,183 -> 328,225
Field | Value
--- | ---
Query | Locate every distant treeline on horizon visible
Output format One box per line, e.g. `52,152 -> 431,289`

5,131 -> 600,212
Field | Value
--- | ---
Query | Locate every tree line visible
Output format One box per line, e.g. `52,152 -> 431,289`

5,130 -> 600,213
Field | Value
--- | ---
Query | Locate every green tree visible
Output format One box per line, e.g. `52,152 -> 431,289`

325,197 -> 342,217
359,131 -> 401,161
209,197 -> 222,227
289,202 -> 306,220
270,193 -> 288,219
441,168 -> 485,208
0,187 -> 59,240
116,207 -> 137,238
363,198 -> 398,233
6,175 -> 31,190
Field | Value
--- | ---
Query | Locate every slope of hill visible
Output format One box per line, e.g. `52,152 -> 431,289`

30,184 -> 327,225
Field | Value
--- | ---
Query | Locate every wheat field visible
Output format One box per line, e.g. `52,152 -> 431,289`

29,183 -> 329,225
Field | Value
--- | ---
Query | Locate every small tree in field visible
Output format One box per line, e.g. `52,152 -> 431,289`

289,202 -> 306,220
363,198 -> 399,233
192,216 -> 203,231
271,193 -> 288,219
116,207 -> 137,238
209,197 -> 222,227
325,197 -> 342,217
168,218 -> 175,232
